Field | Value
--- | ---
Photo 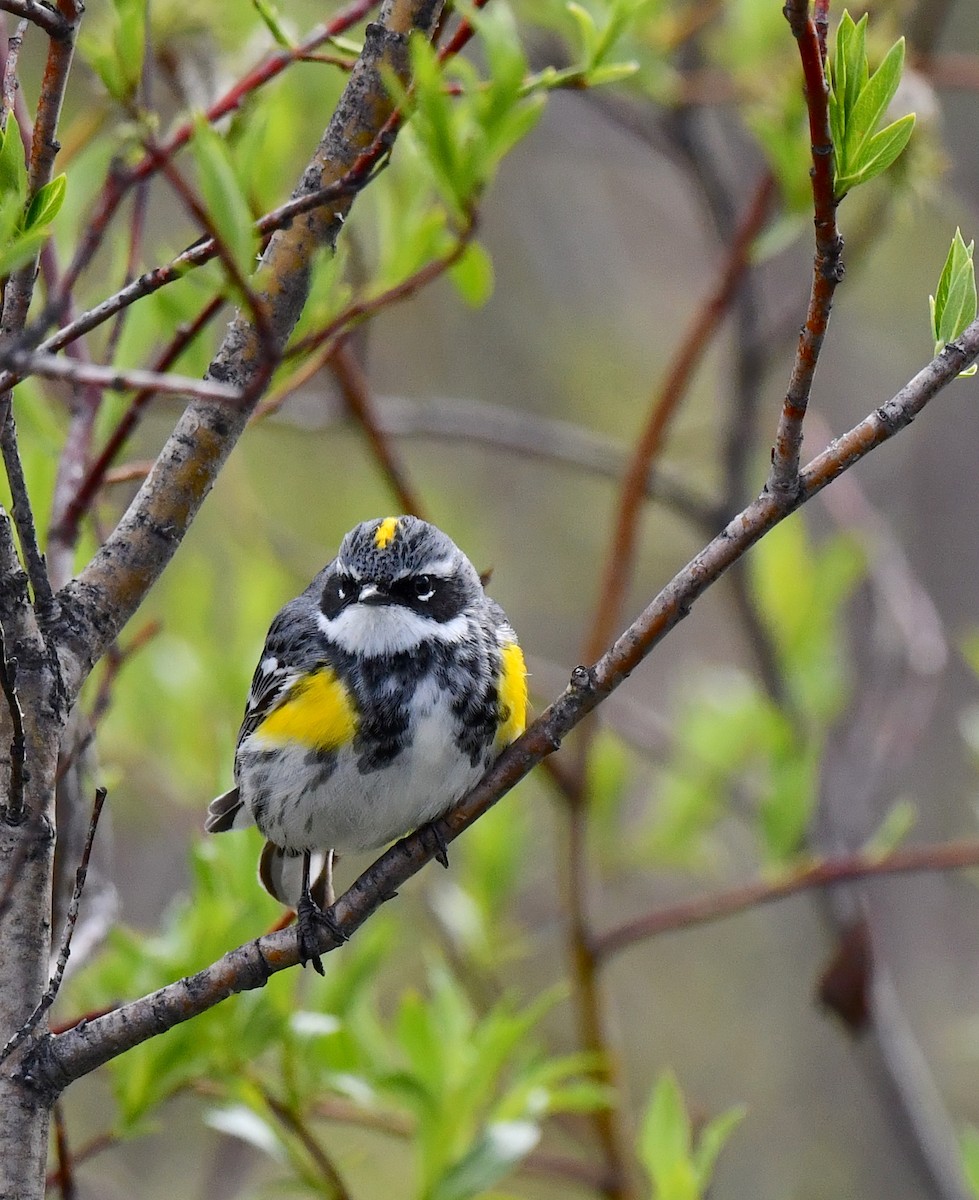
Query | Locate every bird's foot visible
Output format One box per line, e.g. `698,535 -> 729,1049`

296,891 -> 347,975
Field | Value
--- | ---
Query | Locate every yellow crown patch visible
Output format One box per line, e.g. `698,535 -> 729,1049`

374,517 -> 400,549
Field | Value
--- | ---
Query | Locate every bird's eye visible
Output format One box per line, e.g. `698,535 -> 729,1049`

412,574 -> 435,601
322,573 -> 356,618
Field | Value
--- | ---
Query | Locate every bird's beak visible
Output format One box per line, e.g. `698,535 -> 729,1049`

358,583 -> 390,606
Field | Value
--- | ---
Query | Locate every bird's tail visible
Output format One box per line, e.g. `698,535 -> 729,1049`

205,786 -> 250,833
258,841 -> 329,909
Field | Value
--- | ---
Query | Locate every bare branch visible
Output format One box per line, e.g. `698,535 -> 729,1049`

592,838 -> 979,961
6,354 -> 244,404
583,172 -> 774,663
0,0 -> 70,40
329,343 -> 427,517
0,414 -> 54,614
26,320 -> 979,1097
0,788 -> 106,1067
768,0 -> 843,495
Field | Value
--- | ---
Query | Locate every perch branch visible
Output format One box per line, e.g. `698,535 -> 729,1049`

25,319 -> 979,1096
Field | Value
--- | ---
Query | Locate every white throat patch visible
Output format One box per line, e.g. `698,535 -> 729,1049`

317,604 -> 469,656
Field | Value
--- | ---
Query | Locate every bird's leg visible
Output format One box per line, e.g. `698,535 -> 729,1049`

296,848 -> 346,975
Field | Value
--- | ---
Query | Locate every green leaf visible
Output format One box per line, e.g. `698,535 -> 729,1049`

962,1126 -> 979,1199
692,1104 -> 747,1190
638,1071 -> 744,1200
843,37 -> 905,162
863,798 -> 917,858
638,1071 -> 692,1183
0,114 -> 27,202
252,0 -> 293,47
828,13 -> 915,199
23,173 -> 67,232
449,241 -> 494,307
0,228 -> 49,278
429,1121 -> 540,1200
930,228 -> 978,375
837,112 -> 915,194
190,115 -> 258,281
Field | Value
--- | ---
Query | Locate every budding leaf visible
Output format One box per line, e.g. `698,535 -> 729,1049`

929,228 -> 978,376
828,11 -> 916,199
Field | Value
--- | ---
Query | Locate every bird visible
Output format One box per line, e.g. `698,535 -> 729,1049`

206,515 -> 527,973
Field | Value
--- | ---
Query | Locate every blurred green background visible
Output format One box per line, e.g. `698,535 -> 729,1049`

7,0 -> 979,1195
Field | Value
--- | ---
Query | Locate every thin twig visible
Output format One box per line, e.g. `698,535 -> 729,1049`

329,343 -> 426,516
51,1100 -> 77,1200
768,0 -> 843,496
50,296 -> 224,551
0,787 -> 106,1066
262,1088 -> 353,1200
1,18 -> 26,115
0,619 -> 26,823
0,413 -> 55,613
44,1131 -> 117,1187
144,142 -> 275,353
583,172 -> 774,664
284,213 -> 477,360
50,0 -> 382,311
592,837 -> 979,961
5,353 -> 243,402
0,0 -> 70,39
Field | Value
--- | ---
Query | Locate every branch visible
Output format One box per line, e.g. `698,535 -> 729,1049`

25,320 -> 979,1097
50,0 -> 382,310
6,353 -> 244,403
583,172 -> 774,663
0,0 -> 70,40
768,0 -> 843,496
591,838 -> 979,961
51,0 -> 447,701
329,343 -> 427,516
0,787 -> 106,1067
48,298 -> 225,554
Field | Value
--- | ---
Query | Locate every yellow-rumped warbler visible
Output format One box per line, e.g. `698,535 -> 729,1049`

206,515 -> 527,972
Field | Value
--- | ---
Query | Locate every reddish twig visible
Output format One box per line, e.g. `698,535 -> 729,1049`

50,297 -> 225,551
284,217 -> 476,361
51,1101 -> 76,1200
329,342 -> 427,516
768,0 -> 843,497
44,1130 -> 116,1190
584,172 -> 774,663
592,838 -> 979,961
145,145 -> 275,352
52,0 -> 382,309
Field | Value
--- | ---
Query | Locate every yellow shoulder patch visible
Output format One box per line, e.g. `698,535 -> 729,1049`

497,641 -> 528,746
256,668 -> 358,752
374,517 -> 400,549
